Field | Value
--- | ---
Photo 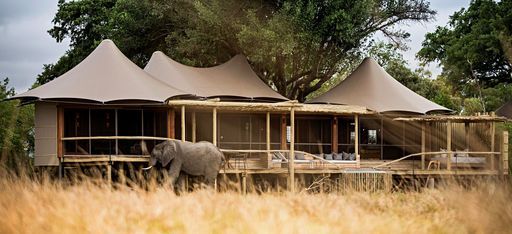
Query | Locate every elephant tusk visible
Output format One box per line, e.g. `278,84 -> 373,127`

142,166 -> 153,170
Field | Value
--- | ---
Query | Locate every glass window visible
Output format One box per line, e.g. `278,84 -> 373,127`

368,129 -> 377,144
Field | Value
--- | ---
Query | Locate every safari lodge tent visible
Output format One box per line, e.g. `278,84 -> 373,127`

10,39 -> 509,189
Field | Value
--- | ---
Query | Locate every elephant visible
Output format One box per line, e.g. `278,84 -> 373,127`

143,140 -> 225,187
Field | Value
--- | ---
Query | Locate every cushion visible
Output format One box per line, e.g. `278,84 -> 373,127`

456,149 -> 469,157
348,153 -> 356,161
333,152 -> 343,160
342,152 -> 350,160
295,152 -> 305,160
439,148 -> 447,158
324,153 -> 333,160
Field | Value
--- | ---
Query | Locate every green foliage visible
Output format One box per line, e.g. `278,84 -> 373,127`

41,0 -> 435,101
417,0 -> 512,114
37,0 -> 116,85
0,78 -> 34,172
418,0 -> 512,97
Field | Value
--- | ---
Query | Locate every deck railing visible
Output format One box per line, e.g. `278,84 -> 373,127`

60,137 -> 358,169
372,151 -> 502,171
220,149 -> 357,170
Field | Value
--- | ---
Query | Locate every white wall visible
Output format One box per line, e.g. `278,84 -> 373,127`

34,102 -> 58,166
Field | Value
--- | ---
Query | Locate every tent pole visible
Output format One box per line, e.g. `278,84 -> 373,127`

266,112 -> 271,168
289,107 -> 295,192
421,122 -> 426,170
181,106 -> 185,142
280,114 -> 287,150
213,108 -> 217,146
192,111 -> 196,143
167,109 -> 175,139
447,121 -> 452,170
332,116 -> 338,153
355,114 -> 360,168
491,121 -> 496,170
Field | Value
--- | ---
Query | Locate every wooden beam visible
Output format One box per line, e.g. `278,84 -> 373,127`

266,112 -> 271,168
280,114 -> 287,150
289,108 -> 295,192
465,122 -> 470,150
380,116 -> 384,160
213,108 -> 217,146
57,106 -> 64,158
181,106 -> 185,142
491,122 -> 496,170
421,122 -> 426,170
106,163 -> 112,185
191,112 -> 196,143
241,173 -> 247,195
355,114 -> 360,167
332,117 -> 338,153
168,109 -> 175,139
502,131 -> 509,175
447,121 -> 452,170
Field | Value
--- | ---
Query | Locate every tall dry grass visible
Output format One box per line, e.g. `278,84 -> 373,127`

1,171 -> 511,234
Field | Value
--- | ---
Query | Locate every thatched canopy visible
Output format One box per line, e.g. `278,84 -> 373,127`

167,100 -> 373,115
394,115 -> 507,123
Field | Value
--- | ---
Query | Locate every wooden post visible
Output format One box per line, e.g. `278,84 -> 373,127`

191,112 -> 196,143
464,122 -> 470,149
213,108 -> 217,146
280,114 -> 287,150
181,106 -> 185,142
58,157 -> 63,180
266,112 -> 271,168
355,114 -> 360,167
118,163 -> 125,185
114,109 -> 118,155
332,117 -> 338,153
380,116 -> 384,160
501,131 -> 508,175
242,173 -> 247,195
289,108 -> 295,192
447,121 -> 452,170
421,122 -> 426,170
168,109 -> 175,139
106,163 -> 112,185
491,122 -> 496,170
57,106 -> 64,158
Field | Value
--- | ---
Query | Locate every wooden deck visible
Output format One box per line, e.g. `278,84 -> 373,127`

60,155 -> 506,176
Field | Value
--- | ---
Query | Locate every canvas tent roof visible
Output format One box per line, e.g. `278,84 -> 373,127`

144,51 -> 287,102
308,58 -> 451,114
10,40 -> 189,104
496,100 -> 512,119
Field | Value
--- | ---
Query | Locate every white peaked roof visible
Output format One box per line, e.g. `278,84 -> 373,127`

11,40 -> 188,104
308,58 -> 451,114
144,51 -> 287,102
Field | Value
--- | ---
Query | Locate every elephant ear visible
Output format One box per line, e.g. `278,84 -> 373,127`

160,141 -> 177,167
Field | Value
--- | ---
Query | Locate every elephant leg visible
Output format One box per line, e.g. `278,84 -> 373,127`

168,161 -> 182,187
204,169 -> 219,187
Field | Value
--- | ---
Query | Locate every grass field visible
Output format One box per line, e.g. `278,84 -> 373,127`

1,172 -> 511,234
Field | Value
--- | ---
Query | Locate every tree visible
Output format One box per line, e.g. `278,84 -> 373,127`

166,0 -> 436,101
37,0 -> 116,85
41,0 -> 435,102
0,78 -> 34,173
418,0 -> 512,95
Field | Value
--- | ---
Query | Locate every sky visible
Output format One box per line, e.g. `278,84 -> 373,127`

0,0 -> 470,94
